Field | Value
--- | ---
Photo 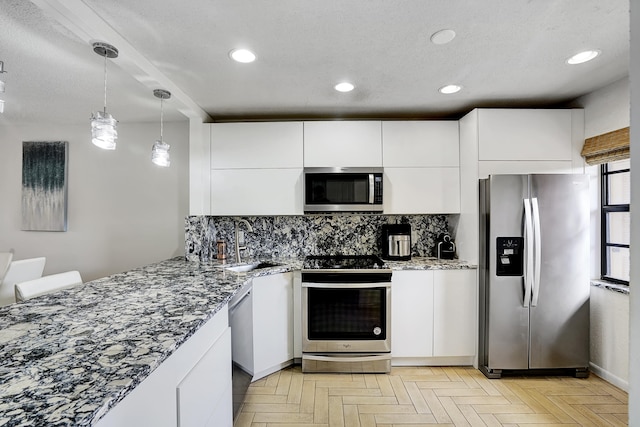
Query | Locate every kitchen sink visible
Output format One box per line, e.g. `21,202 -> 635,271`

225,261 -> 282,273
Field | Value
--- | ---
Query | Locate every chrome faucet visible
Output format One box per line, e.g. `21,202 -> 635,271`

234,219 -> 254,263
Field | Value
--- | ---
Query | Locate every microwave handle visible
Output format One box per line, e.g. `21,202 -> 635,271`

369,174 -> 374,204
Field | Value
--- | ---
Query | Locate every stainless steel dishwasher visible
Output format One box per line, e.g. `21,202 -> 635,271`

228,283 -> 253,420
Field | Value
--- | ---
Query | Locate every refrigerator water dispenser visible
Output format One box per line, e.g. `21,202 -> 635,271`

496,237 -> 523,276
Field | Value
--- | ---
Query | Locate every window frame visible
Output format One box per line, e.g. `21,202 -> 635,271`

600,162 -> 630,285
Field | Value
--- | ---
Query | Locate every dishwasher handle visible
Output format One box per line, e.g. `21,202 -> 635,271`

229,288 -> 252,313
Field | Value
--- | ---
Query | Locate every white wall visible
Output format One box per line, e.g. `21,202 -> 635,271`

629,0 -> 639,421
572,77 -> 630,390
0,121 -> 189,281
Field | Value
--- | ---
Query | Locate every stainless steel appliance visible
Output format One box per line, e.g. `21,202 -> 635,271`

301,255 -> 392,373
381,224 -> 411,260
228,283 -> 253,419
303,167 -> 383,213
479,174 -> 590,379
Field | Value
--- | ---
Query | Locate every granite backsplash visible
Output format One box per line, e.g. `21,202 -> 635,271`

185,214 -> 458,262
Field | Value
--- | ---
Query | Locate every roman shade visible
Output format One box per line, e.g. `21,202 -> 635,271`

581,127 -> 629,165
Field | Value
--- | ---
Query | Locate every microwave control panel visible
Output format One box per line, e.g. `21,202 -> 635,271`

373,174 -> 383,203
496,237 -> 523,276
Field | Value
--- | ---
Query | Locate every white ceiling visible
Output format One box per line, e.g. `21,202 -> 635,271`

0,0 -> 629,125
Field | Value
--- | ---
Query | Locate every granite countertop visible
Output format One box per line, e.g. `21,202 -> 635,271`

0,256 -> 298,427
0,255 -> 470,426
385,256 -> 477,270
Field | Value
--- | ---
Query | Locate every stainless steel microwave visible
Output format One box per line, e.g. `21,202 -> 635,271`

303,167 -> 383,213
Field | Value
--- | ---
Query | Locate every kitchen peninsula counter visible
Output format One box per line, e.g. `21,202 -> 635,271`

0,257 -> 299,427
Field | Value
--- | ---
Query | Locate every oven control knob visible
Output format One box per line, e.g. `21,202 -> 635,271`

373,327 -> 382,336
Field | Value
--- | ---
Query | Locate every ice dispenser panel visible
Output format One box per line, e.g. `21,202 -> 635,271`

496,237 -> 524,276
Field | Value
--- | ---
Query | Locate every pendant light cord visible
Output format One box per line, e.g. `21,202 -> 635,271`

160,96 -> 164,141
103,53 -> 108,114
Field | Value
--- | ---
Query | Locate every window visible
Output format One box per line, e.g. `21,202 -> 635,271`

601,159 -> 630,284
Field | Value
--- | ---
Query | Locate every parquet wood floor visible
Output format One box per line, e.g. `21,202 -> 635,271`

234,366 -> 628,427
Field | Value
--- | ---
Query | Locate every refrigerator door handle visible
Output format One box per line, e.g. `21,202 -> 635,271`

531,197 -> 542,307
523,198 -> 533,308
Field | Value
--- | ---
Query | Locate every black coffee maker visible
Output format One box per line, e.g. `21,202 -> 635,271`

381,224 -> 411,261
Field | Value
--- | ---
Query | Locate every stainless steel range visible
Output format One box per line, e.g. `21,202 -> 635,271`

301,255 -> 392,373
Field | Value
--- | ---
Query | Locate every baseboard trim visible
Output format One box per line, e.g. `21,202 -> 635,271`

589,361 -> 629,391
392,356 -> 475,367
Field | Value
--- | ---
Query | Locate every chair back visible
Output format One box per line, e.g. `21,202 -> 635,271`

0,257 -> 46,306
0,252 -> 13,283
15,270 -> 82,303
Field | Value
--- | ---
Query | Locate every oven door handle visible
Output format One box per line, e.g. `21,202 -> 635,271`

303,354 -> 390,363
302,282 -> 391,289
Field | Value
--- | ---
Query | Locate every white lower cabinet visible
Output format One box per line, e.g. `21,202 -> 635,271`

391,269 -> 477,366
96,306 -> 232,427
432,269 -> 477,358
250,273 -> 295,381
391,270 -> 434,360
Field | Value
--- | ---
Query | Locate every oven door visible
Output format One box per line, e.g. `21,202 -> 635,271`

302,282 -> 391,353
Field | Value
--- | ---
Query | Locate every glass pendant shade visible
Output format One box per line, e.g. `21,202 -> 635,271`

91,42 -> 118,150
91,110 -> 118,150
152,88 -> 171,167
151,140 -> 170,167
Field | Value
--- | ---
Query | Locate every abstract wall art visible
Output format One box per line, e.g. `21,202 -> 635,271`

21,141 -> 68,231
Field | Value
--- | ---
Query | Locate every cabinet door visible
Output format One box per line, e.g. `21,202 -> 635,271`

433,269 -> 477,357
391,270 -> 433,358
384,168 -> 460,214
211,169 -> 303,215
211,122 -> 303,169
177,328 -> 233,427
478,109 -> 572,161
478,160 -> 574,179
252,273 -> 294,380
382,121 -> 459,167
303,121 -> 382,167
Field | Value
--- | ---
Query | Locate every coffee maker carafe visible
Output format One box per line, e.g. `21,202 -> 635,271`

381,224 -> 411,261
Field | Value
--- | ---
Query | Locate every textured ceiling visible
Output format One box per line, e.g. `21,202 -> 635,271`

0,0 -> 630,124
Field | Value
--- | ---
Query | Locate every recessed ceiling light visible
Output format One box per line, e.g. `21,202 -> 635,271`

566,50 -> 600,65
229,48 -> 256,63
334,82 -> 355,92
439,84 -> 462,94
430,29 -> 456,45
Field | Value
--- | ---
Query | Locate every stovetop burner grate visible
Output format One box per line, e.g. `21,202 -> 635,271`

303,255 -> 387,270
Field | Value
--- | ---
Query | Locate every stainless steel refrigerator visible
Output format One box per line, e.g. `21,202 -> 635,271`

479,174 -> 590,379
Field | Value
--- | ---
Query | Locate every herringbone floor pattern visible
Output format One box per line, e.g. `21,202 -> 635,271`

234,366 -> 628,427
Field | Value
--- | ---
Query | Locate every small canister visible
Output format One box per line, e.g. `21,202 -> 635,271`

216,240 -> 227,260
437,235 -> 456,259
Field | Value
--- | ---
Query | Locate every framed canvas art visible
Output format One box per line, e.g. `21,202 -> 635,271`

21,141 -> 68,231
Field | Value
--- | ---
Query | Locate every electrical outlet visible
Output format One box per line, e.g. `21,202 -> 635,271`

238,231 -> 245,246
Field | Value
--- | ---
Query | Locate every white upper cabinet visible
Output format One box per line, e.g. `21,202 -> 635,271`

381,120 -> 461,214
211,122 -> 303,169
382,121 -> 459,167
477,109 -> 573,161
211,169 -> 303,215
303,121 -> 382,167
384,168 -> 460,214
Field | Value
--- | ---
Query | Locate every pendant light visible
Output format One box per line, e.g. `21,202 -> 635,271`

151,89 -> 171,167
90,42 -> 119,150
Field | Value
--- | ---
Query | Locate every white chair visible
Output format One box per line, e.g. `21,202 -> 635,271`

0,257 -> 46,307
0,252 -> 13,283
15,270 -> 82,303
